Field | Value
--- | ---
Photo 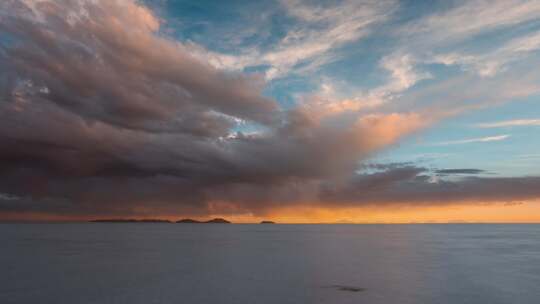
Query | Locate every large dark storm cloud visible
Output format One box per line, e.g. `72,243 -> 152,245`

1,0 -> 539,218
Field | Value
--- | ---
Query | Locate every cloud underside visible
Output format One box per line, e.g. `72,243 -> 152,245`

0,0 -> 539,218
2,164 -> 540,217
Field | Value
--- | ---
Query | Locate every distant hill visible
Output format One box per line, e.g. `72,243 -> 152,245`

176,218 -> 231,224
176,219 -> 201,223
90,219 -> 171,223
205,218 -> 231,223
138,219 -> 172,223
260,221 -> 275,224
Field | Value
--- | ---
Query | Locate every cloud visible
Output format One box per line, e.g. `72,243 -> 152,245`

295,52 -> 434,120
435,169 -> 485,175
377,53 -> 432,94
517,154 -> 540,159
476,119 -> 540,128
319,164 -> 540,206
1,0 -> 279,135
378,1 -> 540,113
314,2 -> 540,123
263,0 -> 396,78
0,0 -> 428,218
432,30 -> 540,77
0,193 -> 20,201
402,0 -> 540,44
430,135 -> 510,146
386,0 -> 540,80
192,0 -> 397,79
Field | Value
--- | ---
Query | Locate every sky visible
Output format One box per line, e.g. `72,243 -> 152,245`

1,0 -> 540,223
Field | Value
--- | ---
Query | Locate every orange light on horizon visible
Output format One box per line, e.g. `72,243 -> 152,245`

2,200 -> 540,223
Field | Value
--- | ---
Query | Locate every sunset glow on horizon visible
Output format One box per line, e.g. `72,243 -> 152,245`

3,201 -> 540,224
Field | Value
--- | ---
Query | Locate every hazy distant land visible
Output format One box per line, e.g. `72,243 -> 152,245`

90,218 -> 232,224
90,219 -> 172,223
176,218 -> 231,224
90,218 -> 280,224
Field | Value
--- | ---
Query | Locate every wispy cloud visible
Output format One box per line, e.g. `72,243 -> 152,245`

432,30 -> 540,77
476,119 -> 540,128
435,169 -> 485,175
518,153 -> 540,158
192,0 -> 397,79
376,53 -> 432,95
0,193 -> 20,201
262,0 -> 396,79
299,52 -> 432,117
432,135 -> 510,146
403,0 -> 540,44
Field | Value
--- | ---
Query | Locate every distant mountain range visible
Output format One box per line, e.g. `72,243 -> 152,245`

176,218 -> 231,224
90,218 -> 277,224
90,218 -> 231,223
90,219 -> 172,223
